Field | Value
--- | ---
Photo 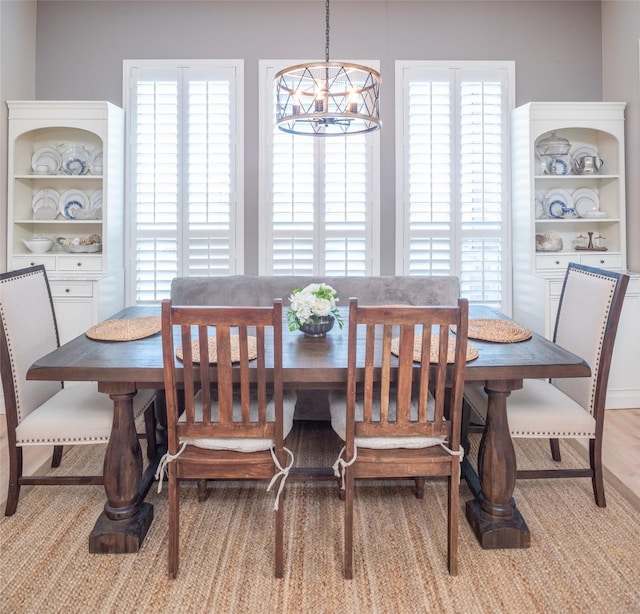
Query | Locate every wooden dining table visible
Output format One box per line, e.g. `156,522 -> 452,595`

27,304 -> 590,554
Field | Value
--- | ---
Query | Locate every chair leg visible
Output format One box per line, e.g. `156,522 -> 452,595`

143,403 -> 158,461
275,493 -> 284,578
51,445 -> 64,468
196,479 -> 208,502
5,445 -> 23,516
549,438 -> 561,461
168,469 -> 179,579
590,438 -> 606,507
414,477 -> 425,499
448,464 -> 460,576
344,470 -> 354,579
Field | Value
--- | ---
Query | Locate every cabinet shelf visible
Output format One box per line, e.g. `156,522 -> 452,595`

535,218 -> 619,223
14,174 -> 103,180
535,174 -> 618,180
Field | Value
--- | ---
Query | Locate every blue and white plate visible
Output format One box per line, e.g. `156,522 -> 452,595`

543,188 -> 574,218
58,189 -> 89,219
59,144 -> 89,175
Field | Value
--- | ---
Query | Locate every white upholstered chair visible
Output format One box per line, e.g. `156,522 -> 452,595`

0,265 -> 157,515
464,263 -> 629,507
329,298 -> 469,577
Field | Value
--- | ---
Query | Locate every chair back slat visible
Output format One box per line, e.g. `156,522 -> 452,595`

348,300 -> 469,442
161,300 -> 283,452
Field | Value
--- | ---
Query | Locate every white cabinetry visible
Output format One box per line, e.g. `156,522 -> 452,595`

512,102 -> 640,409
7,101 -> 125,343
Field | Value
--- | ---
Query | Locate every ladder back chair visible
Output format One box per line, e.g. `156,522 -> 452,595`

158,298 -> 296,579
464,263 -> 629,507
329,298 -> 469,577
0,265 -> 156,515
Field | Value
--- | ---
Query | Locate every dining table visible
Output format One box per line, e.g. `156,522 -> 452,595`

27,304 -> 590,554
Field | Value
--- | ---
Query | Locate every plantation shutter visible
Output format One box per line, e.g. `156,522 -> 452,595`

397,62 -> 512,310
127,61 -> 243,304
261,61 -> 379,276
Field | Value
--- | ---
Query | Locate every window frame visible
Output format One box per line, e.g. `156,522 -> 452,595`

394,59 -> 515,314
258,59 -> 381,276
122,59 -> 244,305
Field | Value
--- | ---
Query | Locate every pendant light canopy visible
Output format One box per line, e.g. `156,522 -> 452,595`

274,0 -> 381,137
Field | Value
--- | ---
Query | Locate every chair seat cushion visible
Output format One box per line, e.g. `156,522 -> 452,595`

328,391 -> 445,450
16,384 -> 155,446
180,390 -> 297,453
464,379 -> 596,438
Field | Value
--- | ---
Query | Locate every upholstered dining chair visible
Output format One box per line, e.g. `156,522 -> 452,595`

0,265 -> 157,516
329,298 -> 469,577
157,298 -> 296,579
464,263 -> 629,507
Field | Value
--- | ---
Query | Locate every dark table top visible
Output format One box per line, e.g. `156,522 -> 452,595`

27,304 -> 590,389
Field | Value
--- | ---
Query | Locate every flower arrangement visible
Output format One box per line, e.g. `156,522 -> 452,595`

287,283 -> 344,332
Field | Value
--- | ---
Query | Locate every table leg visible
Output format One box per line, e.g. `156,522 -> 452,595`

89,383 -> 154,554
465,379 -> 531,549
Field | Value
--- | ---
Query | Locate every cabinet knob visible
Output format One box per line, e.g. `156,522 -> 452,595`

65,288 -> 71,293
555,260 -> 560,265
600,259 -> 605,264
76,262 -> 82,267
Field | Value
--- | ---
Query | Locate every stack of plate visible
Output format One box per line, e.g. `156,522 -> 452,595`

32,188 -> 60,219
31,147 -> 61,175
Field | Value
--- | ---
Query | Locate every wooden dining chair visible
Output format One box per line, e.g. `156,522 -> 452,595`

329,298 -> 469,577
464,263 -> 629,507
0,265 -> 157,515
158,298 -> 296,579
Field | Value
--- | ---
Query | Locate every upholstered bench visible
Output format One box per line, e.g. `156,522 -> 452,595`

170,275 -> 460,308
170,275 -> 460,419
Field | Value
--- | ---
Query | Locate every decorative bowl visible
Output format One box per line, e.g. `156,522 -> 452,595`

23,238 -> 54,253
299,315 -> 335,337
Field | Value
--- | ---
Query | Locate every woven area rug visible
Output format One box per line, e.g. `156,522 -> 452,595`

1,421 -> 639,614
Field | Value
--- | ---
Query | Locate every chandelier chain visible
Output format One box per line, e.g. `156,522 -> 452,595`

325,0 -> 330,62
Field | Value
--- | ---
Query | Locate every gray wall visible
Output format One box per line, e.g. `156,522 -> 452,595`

0,0 -> 36,274
31,0 -> 605,275
602,0 -> 640,271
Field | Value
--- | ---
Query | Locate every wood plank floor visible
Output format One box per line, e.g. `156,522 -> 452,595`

575,408 -> 640,497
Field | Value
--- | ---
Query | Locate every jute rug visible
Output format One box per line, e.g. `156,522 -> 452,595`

1,421 -> 639,614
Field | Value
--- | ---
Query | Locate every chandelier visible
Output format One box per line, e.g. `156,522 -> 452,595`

274,0 -> 381,136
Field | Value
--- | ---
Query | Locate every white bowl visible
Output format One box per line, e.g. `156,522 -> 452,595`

23,238 -> 54,253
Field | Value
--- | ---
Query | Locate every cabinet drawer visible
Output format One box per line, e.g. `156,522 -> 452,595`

50,281 -> 94,298
58,256 -> 103,272
579,253 -> 622,269
12,255 -> 57,270
535,254 -> 573,271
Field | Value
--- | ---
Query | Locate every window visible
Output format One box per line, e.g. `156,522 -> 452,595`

123,60 -> 243,304
259,61 -> 380,276
395,61 -> 514,311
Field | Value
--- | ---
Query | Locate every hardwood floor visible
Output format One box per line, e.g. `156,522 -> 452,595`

575,408 -> 640,498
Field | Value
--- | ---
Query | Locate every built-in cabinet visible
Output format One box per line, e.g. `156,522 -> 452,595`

512,101 -> 639,409
7,101 -> 125,343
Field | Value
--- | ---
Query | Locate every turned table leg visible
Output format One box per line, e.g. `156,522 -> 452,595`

89,383 -> 154,554
465,379 -> 530,549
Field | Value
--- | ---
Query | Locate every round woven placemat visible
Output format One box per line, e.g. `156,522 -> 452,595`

391,335 -> 478,363
459,318 -> 532,343
176,335 -> 258,363
85,316 -> 161,341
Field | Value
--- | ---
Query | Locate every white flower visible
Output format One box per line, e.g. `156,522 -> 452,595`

287,282 -> 344,331
314,297 -> 332,316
